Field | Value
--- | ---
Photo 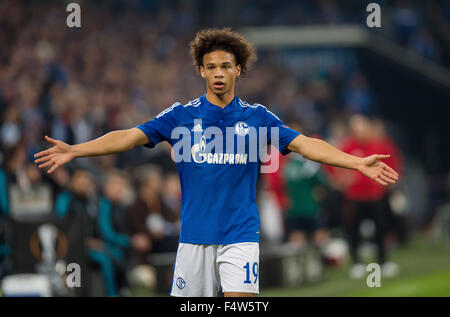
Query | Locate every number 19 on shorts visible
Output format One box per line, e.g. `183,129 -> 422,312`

243,262 -> 258,284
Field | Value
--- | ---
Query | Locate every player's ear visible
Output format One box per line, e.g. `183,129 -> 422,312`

236,64 -> 241,78
199,66 -> 206,78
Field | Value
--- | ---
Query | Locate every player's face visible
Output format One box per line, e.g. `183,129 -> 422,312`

200,50 -> 241,96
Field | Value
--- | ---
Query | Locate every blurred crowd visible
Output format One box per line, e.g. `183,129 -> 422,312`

219,0 -> 450,65
0,0 -> 446,296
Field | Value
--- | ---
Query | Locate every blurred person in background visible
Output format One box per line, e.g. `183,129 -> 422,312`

259,144 -> 290,244
321,118 -> 349,231
126,165 -> 179,265
371,117 -> 407,247
125,166 -> 180,292
89,169 -> 134,297
125,167 -> 155,265
1,106 -> 23,151
343,72 -> 375,116
282,122 -> 330,250
1,141 -> 52,219
391,0 -> 420,47
0,144 -> 25,219
333,115 -> 399,279
140,139 -> 178,176
53,169 -> 98,295
0,144 -> 25,278
143,170 -> 180,253
0,141 -> 53,280
160,172 -> 181,222
46,166 -> 71,205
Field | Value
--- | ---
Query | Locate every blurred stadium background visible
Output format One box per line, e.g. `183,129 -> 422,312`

0,0 -> 449,297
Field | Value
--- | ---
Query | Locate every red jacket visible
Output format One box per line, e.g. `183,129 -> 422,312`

261,146 -> 290,211
328,136 -> 402,201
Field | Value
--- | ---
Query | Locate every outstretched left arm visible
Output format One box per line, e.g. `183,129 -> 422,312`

287,134 -> 399,186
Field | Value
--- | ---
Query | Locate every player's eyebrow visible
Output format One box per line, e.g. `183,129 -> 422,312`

205,61 -> 233,67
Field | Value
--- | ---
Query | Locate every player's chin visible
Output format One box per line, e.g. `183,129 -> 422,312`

211,84 -> 227,94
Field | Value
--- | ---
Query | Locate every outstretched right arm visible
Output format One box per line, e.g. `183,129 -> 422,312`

34,128 -> 149,174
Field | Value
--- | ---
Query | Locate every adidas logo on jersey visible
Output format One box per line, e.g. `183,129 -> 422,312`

192,123 -> 203,132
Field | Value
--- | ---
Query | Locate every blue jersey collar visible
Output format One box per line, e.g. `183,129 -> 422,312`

201,94 -> 238,113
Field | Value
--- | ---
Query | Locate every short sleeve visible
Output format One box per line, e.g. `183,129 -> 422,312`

136,103 -> 181,148
263,107 -> 301,155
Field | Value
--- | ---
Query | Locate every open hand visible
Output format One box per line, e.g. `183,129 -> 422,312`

34,136 -> 74,174
358,154 -> 399,186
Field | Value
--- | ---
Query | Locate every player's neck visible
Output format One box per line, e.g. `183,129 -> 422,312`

205,90 -> 235,109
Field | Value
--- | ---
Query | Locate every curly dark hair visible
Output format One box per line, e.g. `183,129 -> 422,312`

189,28 -> 257,75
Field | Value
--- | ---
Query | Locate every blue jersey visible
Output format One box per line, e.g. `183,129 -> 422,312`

137,94 -> 300,244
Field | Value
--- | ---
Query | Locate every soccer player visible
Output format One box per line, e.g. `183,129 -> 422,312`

34,28 -> 399,297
